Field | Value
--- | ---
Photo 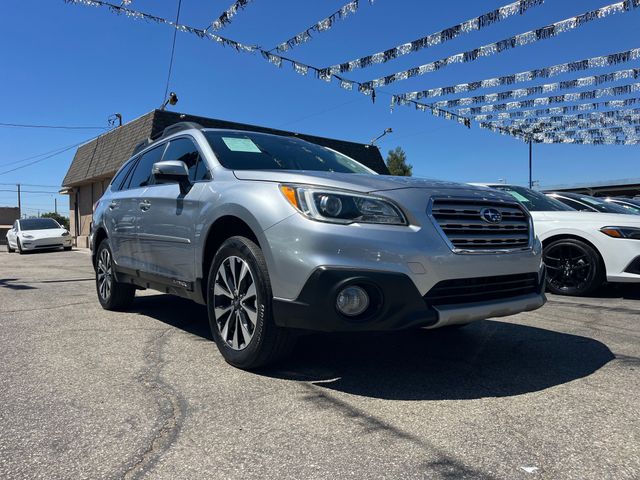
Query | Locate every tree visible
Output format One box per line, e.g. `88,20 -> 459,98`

41,212 -> 70,230
385,147 -> 413,176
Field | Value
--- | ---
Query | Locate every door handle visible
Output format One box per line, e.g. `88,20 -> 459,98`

139,200 -> 151,211
109,201 -> 118,210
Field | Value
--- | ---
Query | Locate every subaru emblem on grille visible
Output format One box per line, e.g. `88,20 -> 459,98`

480,207 -> 502,224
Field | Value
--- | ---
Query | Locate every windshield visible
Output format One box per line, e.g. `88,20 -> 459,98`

492,185 -> 574,212
609,199 -> 640,215
204,131 -> 374,174
19,218 -> 61,230
565,194 -> 640,215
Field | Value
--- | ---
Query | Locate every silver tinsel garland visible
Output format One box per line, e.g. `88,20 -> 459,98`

409,69 -> 640,109
275,1 -> 374,53
394,48 -> 640,103
65,0 -> 257,51
479,122 -> 640,144
211,0 -> 255,31
457,83 -> 640,115
472,99 -> 640,121
322,0 -> 544,74
348,0 -> 640,92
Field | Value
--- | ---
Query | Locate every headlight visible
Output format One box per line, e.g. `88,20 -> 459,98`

279,185 -> 407,225
600,226 -> 640,240
61,231 -> 70,237
22,234 -> 34,239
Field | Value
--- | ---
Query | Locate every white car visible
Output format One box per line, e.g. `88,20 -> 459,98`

6,218 -> 73,254
474,184 -> 640,296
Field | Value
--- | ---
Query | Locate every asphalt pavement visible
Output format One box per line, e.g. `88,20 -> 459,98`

0,249 -> 638,479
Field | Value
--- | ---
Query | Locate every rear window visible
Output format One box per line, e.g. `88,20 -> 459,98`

19,218 -> 60,230
110,159 -> 136,191
127,145 -> 165,189
204,131 -> 373,174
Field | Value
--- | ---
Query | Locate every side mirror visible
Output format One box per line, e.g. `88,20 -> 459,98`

152,160 -> 191,194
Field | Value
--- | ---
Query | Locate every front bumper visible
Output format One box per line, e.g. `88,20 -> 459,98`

272,266 -> 546,332
21,236 -> 72,250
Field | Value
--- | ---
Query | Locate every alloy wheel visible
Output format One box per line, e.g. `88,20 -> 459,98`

97,248 -> 113,301
213,256 -> 258,351
544,243 -> 593,292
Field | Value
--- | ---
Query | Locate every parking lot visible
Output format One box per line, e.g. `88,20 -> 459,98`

0,249 -> 638,480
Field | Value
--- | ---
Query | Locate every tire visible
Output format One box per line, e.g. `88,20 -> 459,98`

95,238 -> 136,310
6,242 -> 14,253
207,236 -> 295,370
543,238 -> 604,296
16,238 -> 24,255
64,246 -> 72,251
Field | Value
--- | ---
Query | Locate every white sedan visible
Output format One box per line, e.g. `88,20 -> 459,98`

6,218 -> 73,254
474,184 -> 640,296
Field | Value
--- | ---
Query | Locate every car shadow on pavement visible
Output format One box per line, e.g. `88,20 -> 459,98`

263,320 -> 614,401
589,283 -> 640,301
129,294 -> 212,340
127,294 -> 614,401
0,278 -> 37,290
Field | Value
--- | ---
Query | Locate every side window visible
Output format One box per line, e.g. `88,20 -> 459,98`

110,159 -> 135,191
127,146 -> 165,189
561,198 -> 591,212
163,137 -> 209,182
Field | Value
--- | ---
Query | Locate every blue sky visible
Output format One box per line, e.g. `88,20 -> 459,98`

1,0 -> 639,217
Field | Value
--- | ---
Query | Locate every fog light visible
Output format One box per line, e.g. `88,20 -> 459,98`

336,286 -> 369,317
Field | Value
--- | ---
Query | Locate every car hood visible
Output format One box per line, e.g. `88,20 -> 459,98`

20,228 -> 67,238
531,211 -> 640,226
233,170 -> 480,193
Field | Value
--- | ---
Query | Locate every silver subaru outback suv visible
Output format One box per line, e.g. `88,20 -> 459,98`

92,122 -> 546,369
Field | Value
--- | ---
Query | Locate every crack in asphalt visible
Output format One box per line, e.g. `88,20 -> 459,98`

120,328 -> 187,480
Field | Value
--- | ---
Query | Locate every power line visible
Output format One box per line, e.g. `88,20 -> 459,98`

0,128 -> 109,174
0,182 -> 61,188
163,0 -> 182,105
0,141 -> 86,167
0,122 -> 108,130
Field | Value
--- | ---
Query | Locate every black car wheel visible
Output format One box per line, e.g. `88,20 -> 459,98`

95,239 -> 136,310
6,242 -> 14,253
543,238 -> 604,296
207,236 -> 295,369
16,238 -> 24,255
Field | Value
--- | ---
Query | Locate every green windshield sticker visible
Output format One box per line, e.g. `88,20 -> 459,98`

506,191 -> 530,203
222,137 -> 262,153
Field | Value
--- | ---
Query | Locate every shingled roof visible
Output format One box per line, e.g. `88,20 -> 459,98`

62,109 -> 389,187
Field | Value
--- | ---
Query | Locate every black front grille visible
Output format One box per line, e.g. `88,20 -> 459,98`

431,199 -> 531,251
624,256 -> 640,275
424,273 -> 540,306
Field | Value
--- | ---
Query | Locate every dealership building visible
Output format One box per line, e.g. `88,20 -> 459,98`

61,109 -> 388,247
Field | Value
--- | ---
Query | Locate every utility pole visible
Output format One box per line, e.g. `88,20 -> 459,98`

55,197 -> 58,214
17,184 -> 21,218
528,138 -> 533,189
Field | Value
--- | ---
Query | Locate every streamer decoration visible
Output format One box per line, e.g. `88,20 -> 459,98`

393,48 -> 640,103
321,0 -> 544,73
471,99 -> 640,122
64,0 -> 258,51
275,0 -> 374,53
456,83 -> 640,115
211,0 -> 255,31
396,69 -> 640,110
344,0 -> 640,92
64,0 -> 640,144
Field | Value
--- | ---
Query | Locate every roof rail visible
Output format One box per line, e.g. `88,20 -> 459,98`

160,121 -> 204,139
131,122 -> 204,157
131,138 -> 152,156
